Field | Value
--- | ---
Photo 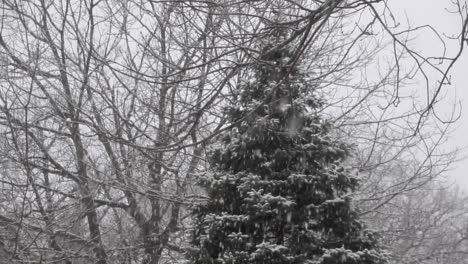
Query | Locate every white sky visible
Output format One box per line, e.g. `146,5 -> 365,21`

390,0 -> 468,187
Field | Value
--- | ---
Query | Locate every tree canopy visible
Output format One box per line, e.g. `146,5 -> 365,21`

191,29 -> 388,264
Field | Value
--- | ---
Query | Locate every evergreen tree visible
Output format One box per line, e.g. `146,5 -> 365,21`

190,28 -> 388,264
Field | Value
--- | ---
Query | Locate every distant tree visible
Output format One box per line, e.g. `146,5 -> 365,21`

364,181 -> 468,264
190,26 -> 388,264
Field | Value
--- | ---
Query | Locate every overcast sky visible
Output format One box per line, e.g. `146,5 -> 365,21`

390,0 -> 468,187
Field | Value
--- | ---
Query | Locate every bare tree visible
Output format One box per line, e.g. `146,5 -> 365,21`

364,181 -> 468,264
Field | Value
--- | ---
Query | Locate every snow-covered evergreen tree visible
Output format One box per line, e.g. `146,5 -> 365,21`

190,27 -> 388,264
